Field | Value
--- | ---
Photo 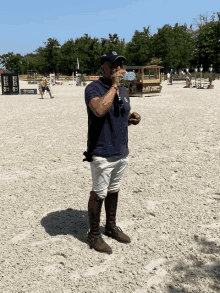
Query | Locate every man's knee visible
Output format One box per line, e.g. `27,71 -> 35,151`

107,189 -> 119,194
93,190 -> 108,200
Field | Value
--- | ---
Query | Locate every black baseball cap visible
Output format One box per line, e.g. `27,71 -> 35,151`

100,51 -> 126,66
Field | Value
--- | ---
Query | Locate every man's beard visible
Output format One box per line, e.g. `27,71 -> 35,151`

101,68 -> 122,86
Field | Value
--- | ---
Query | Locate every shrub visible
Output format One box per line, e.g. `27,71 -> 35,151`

122,81 -> 130,88
209,75 -> 215,85
80,74 -> 86,82
135,72 -> 142,80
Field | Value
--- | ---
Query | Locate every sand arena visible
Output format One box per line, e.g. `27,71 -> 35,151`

0,79 -> 219,292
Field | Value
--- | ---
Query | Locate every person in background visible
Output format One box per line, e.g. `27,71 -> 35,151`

40,73 -> 54,99
167,72 -> 170,83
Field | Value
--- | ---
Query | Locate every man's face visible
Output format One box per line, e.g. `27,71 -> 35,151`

102,60 -> 124,78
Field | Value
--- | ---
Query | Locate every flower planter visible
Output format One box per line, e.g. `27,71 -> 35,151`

83,82 -> 86,86
129,87 -> 136,95
76,84 -> 79,86
207,84 -> 214,89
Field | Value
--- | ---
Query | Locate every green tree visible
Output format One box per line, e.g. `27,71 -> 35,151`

0,52 -> 23,74
124,26 -> 152,66
194,18 -> 220,72
34,38 -> 61,74
151,24 -> 175,70
189,12 -> 220,72
73,34 -> 100,75
108,33 -> 126,55
151,23 -> 195,71
59,39 -> 77,75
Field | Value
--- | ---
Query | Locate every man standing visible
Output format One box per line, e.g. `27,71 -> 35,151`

83,51 -> 141,254
167,72 -> 170,83
40,73 -> 54,99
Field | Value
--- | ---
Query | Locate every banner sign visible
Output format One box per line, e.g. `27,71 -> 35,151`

1,73 -> 19,95
20,89 -> 37,95
142,85 -> 161,93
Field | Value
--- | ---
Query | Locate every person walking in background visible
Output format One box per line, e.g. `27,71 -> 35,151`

167,72 -> 170,83
83,51 -> 141,254
40,73 -> 54,99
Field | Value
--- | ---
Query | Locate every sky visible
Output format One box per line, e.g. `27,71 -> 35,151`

0,0 -> 219,57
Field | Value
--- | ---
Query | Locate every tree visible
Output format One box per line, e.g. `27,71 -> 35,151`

124,26 -> 152,66
59,39 -> 77,75
0,52 -> 23,74
195,21 -> 220,72
34,38 -> 61,74
73,34 -> 101,75
151,24 -> 176,70
189,12 -> 220,71
151,23 -> 196,71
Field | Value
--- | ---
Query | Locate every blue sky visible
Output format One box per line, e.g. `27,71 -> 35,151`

0,0 -> 219,56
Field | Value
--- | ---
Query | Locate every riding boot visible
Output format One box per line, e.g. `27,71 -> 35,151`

104,191 -> 131,243
87,191 -> 112,254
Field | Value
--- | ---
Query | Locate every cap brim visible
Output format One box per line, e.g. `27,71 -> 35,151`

112,56 -> 126,63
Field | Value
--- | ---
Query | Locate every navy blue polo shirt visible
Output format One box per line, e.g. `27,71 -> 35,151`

84,77 -> 131,160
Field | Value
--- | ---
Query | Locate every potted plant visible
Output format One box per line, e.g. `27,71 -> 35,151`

80,74 -> 86,86
122,81 -> 130,88
208,75 -> 215,89
135,72 -> 142,82
122,80 -> 135,94
186,77 -> 192,87
189,77 -> 192,88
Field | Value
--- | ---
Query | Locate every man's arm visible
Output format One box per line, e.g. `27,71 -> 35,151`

128,112 -> 132,126
89,85 -> 118,118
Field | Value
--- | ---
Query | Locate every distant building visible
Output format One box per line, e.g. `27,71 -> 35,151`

0,69 -> 3,74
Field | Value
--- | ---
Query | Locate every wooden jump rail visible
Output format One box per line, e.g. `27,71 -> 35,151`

172,78 -> 186,81
169,77 -> 187,85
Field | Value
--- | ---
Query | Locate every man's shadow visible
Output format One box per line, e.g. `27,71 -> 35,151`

41,208 -> 90,244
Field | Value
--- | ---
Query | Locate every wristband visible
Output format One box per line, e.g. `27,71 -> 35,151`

111,85 -> 118,90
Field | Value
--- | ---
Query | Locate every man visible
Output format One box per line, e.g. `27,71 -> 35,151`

83,51 -> 141,254
167,72 -> 170,83
40,73 -> 54,99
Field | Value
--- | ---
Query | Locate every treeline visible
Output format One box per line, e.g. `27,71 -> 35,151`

0,13 -> 220,75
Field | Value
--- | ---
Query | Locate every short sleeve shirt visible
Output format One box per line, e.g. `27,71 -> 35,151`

84,78 -> 131,159
41,77 -> 50,87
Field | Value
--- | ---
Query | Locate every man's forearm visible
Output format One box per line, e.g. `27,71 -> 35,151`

97,84 -> 117,117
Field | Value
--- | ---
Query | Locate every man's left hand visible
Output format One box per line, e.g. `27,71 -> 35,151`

128,112 -> 141,125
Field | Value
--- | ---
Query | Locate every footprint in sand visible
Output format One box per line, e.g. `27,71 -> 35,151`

43,264 -> 59,274
31,237 -> 68,247
134,258 -> 168,292
10,229 -> 32,243
200,222 -> 220,229
69,255 -> 118,280
147,199 -> 170,211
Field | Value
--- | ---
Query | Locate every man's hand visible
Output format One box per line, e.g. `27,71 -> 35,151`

128,112 -> 141,125
111,68 -> 126,88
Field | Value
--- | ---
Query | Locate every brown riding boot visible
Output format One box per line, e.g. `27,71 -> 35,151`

87,191 -> 112,254
104,191 -> 131,243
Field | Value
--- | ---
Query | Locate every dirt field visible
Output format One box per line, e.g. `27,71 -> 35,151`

0,80 -> 219,293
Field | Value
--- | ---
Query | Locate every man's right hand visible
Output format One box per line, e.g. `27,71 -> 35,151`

111,69 -> 126,88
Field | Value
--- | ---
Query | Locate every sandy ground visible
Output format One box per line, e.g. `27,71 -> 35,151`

0,79 -> 219,293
